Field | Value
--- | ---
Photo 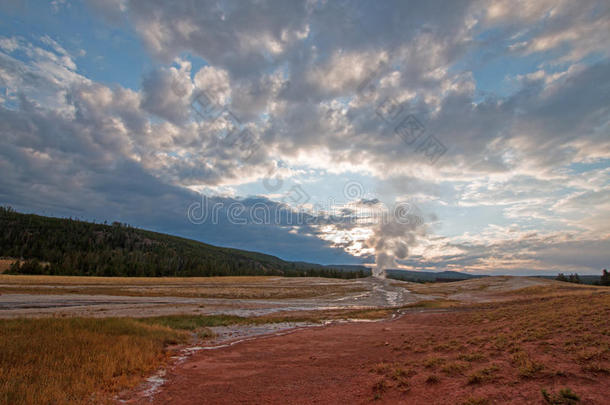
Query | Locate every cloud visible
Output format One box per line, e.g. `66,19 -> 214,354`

1,1 -> 609,273
484,0 -> 610,63
140,60 -> 194,124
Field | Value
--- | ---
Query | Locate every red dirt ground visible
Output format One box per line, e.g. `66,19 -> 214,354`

130,292 -> 610,404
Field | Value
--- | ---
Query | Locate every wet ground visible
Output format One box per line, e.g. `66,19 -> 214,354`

0,277 -> 430,318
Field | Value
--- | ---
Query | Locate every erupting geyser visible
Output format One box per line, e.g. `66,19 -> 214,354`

368,202 -> 427,279
373,252 -> 394,278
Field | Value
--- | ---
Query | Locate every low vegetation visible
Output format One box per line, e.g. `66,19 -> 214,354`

1,306 -> 411,405
555,273 -> 582,284
462,397 -> 489,405
368,285 -> 609,402
0,317 -> 188,405
467,365 -> 500,384
0,274 -> 366,299
541,387 -> 580,404
553,269 -> 609,285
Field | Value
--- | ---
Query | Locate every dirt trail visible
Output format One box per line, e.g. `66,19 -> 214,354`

123,317 -> 401,404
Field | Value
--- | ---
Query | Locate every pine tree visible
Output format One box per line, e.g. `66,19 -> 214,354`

556,273 -> 568,282
601,269 -> 610,286
568,273 -> 581,284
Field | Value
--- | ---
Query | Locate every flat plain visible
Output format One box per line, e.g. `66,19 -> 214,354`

1,275 -> 608,404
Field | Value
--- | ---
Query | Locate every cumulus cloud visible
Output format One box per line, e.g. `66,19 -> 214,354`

140,59 -> 194,124
0,0 -> 608,273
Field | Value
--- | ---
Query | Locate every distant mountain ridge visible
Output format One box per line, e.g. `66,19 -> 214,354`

0,207 -> 367,279
291,262 -> 370,272
385,269 -> 486,282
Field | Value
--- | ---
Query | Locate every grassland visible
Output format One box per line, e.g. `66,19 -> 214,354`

1,277 -> 607,404
124,282 -> 609,404
369,284 -> 610,403
402,275 -> 550,300
0,313 -> 301,405
0,274 -> 365,299
0,307 -> 403,405
0,317 -> 189,405
0,275 -> 276,285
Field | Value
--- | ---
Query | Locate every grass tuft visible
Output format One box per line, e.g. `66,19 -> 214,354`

462,397 -> 489,405
425,374 -> 440,384
457,353 -> 487,362
512,351 -> 545,378
441,361 -> 470,375
372,379 -> 388,400
467,365 -> 499,385
541,387 -> 580,404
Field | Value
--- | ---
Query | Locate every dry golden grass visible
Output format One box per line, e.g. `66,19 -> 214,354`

403,277 -> 605,306
499,282 -> 602,297
404,277 -> 508,296
0,285 -> 361,299
0,275 -> 363,299
0,317 -> 188,405
402,276 -> 562,299
403,299 -> 462,309
0,274 -> 276,285
0,306 -> 404,405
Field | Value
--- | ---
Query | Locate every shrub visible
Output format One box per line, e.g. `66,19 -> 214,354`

513,351 -> 545,378
458,353 -> 487,362
467,365 -> 499,384
423,356 -> 446,369
541,387 -> 580,404
601,269 -> 610,286
441,361 -> 470,375
372,379 -> 388,400
425,374 -> 440,384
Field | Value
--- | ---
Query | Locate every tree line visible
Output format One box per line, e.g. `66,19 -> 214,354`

0,207 -> 367,279
555,270 -> 610,286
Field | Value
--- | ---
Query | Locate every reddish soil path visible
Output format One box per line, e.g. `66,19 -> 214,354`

132,298 -> 610,405
143,320 -> 396,404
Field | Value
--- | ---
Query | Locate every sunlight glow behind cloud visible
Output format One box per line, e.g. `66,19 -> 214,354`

0,0 -> 608,274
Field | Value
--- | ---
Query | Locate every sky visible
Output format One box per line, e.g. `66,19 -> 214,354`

0,0 -> 609,275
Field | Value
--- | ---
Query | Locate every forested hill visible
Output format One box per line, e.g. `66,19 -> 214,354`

0,207 -> 367,278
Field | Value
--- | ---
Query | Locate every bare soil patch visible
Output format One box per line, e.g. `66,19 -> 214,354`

129,288 -> 610,405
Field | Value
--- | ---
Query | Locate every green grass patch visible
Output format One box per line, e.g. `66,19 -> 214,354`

137,314 -> 247,330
